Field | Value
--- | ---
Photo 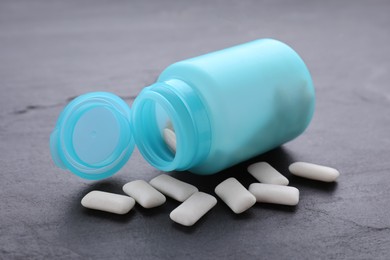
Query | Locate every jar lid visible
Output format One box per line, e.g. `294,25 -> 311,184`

50,92 -> 134,180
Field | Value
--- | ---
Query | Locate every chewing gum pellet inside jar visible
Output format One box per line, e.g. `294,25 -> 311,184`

135,101 -> 178,172
155,103 -> 176,153
163,128 -> 176,153
162,120 -> 176,153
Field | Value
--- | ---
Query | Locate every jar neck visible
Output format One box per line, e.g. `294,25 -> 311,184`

131,78 -> 211,172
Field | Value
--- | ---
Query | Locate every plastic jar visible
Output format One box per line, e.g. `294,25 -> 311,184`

50,39 -> 315,180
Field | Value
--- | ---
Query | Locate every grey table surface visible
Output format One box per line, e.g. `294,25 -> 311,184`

1,0 -> 390,259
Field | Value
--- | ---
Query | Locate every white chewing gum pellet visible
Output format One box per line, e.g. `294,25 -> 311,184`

163,128 -> 176,153
165,120 -> 174,131
249,183 -> 299,206
81,190 -> 135,214
214,178 -> 256,214
247,162 -> 289,185
149,174 -> 198,202
289,162 -> 340,182
123,180 -> 166,208
170,192 -> 217,226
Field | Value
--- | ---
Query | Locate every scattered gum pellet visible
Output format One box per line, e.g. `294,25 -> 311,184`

289,162 -> 340,182
249,183 -> 299,206
149,174 -> 198,202
123,180 -> 166,208
163,128 -> 176,153
247,162 -> 289,185
81,190 -> 135,214
214,177 -> 256,214
170,192 -> 217,226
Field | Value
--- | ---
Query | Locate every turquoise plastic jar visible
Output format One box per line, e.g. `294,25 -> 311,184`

50,39 -> 315,180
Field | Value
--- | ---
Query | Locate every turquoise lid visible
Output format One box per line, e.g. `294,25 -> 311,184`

50,92 -> 135,180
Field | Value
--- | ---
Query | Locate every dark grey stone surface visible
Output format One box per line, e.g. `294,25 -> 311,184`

1,0 -> 390,259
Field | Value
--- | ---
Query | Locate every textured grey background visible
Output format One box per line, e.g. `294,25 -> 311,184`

1,0 -> 390,259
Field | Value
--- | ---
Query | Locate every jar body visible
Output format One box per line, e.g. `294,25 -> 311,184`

150,39 -> 315,174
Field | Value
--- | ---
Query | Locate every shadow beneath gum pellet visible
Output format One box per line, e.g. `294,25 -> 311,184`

82,180 -> 126,194
81,207 -> 136,223
289,176 -> 339,193
230,210 -> 255,220
171,222 -> 198,234
135,199 -> 177,218
170,208 -> 214,233
135,205 -> 165,217
253,203 -> 298,213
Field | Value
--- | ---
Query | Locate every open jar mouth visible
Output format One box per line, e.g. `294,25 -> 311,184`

131,80 -> 212,172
